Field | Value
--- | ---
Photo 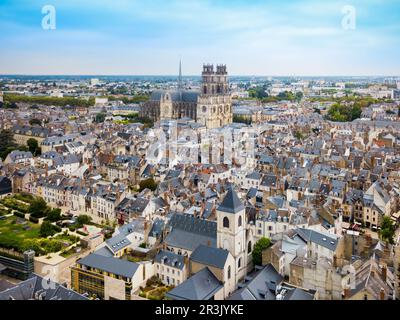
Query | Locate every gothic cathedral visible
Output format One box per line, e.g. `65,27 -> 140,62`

140,62 -> 233,129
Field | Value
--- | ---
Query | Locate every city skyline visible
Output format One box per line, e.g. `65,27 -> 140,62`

0,0 -> 400,76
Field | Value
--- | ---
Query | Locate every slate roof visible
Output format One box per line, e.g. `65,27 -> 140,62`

149,218 -> 165,239
295,228 -> 338,251
7,150 -> 33,161
12,125 -> 50,137
217,187 -> 245,214
165,213 -> 217,251
77,253 -> 139,278
261,175 -> 278,188
228,264 -> 283,300
247,187 -> 258,199
116,197 -> 150,216
0,278 -> 12,292
202,201 -> 214,219
190,245 -> 230,269
0,274 -> 87,300
105,233 -> 131,253
246,171 -> 262,180
165,229 -> 216,252
165,267 -> 223,300
267,196 -> 285,209
150,90 -> 199,103
154,250 -> 185,270
94,246 -> 114,258
282,287 -> 314,300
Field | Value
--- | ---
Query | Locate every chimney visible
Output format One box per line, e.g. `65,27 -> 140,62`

381,264 -> 387,282
184,255 -> 190,274
343,287 -> 351,299
380,288 -> 385,300
200,202 -> 205,213
207,240 -> 211,247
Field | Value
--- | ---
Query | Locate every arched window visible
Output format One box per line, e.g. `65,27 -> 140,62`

248,241 -> 252,254
223,217 -> 229,228
238,216 -> 242,227
238,258 -> 242,269
227,266 -> 231,280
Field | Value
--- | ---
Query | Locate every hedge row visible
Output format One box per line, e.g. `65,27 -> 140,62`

13,211 -> 25,218
29,216 -> 39,224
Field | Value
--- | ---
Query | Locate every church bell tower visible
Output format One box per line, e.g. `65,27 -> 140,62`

196,64 -> 232,129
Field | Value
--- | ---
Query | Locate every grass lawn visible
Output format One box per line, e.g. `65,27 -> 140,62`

0,216 -> 40,250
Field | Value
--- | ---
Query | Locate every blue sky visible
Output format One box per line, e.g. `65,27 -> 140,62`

0,0 -> 399,76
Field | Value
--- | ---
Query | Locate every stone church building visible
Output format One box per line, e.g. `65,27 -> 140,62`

140,63 -> 232,129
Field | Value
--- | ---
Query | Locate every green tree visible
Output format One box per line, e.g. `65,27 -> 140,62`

0,129 -> 17,160
27,138 -> 41,156
313,108 -> 321,114
380,216 -> 395,244
0,101 -> 17,109
29,197 -> 48,218
95,112 -> 106,123
3,93 -> 95,108
295,91 -> 304,102
40,221 -> 57,237
77,215 -> 92,226
46,208 -> 62,222
294,131 -> 304,140
277,91 -> 295,101
41,239 -> 63,253
252,237 -> 271,266
29,118 -> 42,126
249,86 -> 268,99
233,115 -> 252,125
139,178 -> 158,192
21,239 -> 43,255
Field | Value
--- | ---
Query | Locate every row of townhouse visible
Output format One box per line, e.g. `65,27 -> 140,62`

31,174 -> 129,222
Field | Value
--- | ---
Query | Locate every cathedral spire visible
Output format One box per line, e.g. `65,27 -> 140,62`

178,59 -> 182,91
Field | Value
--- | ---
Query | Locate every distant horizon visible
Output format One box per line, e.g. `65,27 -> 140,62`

1,74 -> 399,79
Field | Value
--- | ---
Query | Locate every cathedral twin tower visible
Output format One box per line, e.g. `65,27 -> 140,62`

140,63 -> 233,129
